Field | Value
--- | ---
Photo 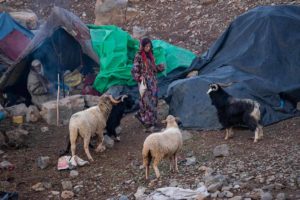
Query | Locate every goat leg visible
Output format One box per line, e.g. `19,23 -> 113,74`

95,133 -> 106,153
174,154 -> 179,173
153,159 -> 161,179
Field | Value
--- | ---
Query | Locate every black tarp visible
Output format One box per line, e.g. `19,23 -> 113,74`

166,5 -> 300,130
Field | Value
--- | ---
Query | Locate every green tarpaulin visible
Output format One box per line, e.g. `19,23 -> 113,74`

88,25 -> 196,93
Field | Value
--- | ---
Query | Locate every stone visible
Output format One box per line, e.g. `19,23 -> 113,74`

42,182 -> 52,189
157,99 -> 169,121
61,181 -> 73,190
40,95 -> 85,125
32,182 -> 45,191
94,0 -> 128,25
132,26 -> 147,39
51,191 -> 60,195
41,127 -> 49,133
207,182 -> 222,192
9,10 -> 38,30
37,156 -> 50,169
182,130 -> 193,141
61,190 -> 74,199
261,192 -> 273,200
5,103 -> 28,116
119,195 -> 129,200
26,105 -> 40,122
5,128 -> 29,148
115,126 -> 122,135
297,102 -> 300,111
205,174 -> 227,186
84,95 -> 100,107
74,185 -> 83,193
70,170 -> 79,178
224,191 -> 234,198
228,196 -> 242,200
186,70 -> 199,78
104,135 -> 114,148
134,186 -> 147,200
276,193 -> 286,200
169,179 -> 179,187
185,156 -> 196,166
213,144 -> 229,157
0,160 -> 14,170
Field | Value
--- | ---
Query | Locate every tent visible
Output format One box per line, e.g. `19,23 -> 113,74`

0,12 -> 33,69
0,7 -> 99,104
88,25 -> 196,93
166,5 -> 300,130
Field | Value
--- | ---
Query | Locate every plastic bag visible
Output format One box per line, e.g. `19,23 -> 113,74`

139,78 -> 147,97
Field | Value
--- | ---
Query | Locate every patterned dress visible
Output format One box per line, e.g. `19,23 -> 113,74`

131,52 -> 164,126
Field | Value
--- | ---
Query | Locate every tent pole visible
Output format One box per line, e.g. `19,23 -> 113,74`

56,73 -> 60,126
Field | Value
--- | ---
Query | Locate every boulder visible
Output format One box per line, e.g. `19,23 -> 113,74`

9,10 -> 38,30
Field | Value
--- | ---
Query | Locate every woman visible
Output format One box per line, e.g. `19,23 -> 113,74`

131,38 -> 165,129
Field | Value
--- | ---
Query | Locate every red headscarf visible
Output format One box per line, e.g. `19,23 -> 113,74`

140,38 -> 155,67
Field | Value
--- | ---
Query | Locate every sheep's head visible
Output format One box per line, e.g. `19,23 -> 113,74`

207,82 -> 236,94
207,83 -> 220,94
162,115 -> 181,128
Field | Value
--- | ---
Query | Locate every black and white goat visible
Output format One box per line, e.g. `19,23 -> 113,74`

105,94 -> 134,141
207,83 -> 263,142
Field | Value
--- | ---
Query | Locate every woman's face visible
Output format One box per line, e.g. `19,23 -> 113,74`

143,43 -> 151,52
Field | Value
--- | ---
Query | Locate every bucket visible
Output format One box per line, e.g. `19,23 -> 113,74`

0,111 -> 6,121
12,115 -> 23,124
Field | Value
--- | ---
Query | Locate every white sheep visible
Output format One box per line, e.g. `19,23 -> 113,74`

69,94 -> 123,162
142,115 -> 182,180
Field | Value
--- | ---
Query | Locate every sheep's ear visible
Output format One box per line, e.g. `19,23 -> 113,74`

161,120 -> 167,124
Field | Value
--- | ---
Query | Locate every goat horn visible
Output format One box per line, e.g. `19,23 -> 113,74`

121,95 -> 128,102
217,81 -> 237,88
108,94 -> 121,104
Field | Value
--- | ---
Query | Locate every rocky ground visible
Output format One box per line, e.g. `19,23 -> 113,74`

0,0 -> 300,199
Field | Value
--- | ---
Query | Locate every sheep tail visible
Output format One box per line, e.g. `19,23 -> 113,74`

142,147 -> 152,167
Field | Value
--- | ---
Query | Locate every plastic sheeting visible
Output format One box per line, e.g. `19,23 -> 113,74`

166,5 -> 300,130
88,25 -> 196,92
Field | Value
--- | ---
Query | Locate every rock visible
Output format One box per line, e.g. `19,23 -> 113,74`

5,128 -> 29,148
0,160 -> 14,170
132,26 -> 147,39
115,126 -> 122,135
37,156 -> 50,169
182,130 -> 193,141
61,181 -> 73,190
276,193 -> 286,200
211,191 -> 220,198
157,99 -> 169,121
119,195 -> 129,200
169,179 -> 179,187
42,182 -> 52,189
297,102 -> 300,110
40,95 -> 85,125
224,191 -> 234,198
9,10 -> 38,30
70,170 -> 79,178
84,95 -> 100,107
74,185 -> 83,193
51,191 -> 60,195
228,196 -> 242,200
5,103 -> 28,116
104,135 -> 114,148
134,186 -> 147,200
207,182 -> 222,192
186,70 -> 199,78
32,182 -> 45,191
185,156 -> 196,166
61,190 -> 74,199
94,0 -> 128,25
204,174 -> 227,186
261,192 -> 273,200
0,150 -> 4,155
26,105 -> 40,122
41,126 -> 49,133
213,144 -> 229,157
198,166 -> 214,176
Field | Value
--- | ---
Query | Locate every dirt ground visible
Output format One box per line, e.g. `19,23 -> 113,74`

1,0 -> 300,199
0,113 -> 300,199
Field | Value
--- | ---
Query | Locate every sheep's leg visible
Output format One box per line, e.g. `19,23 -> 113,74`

169,157 -> 173,172
95,132 -> 106,153
258,125 -> 264,140
174,154 -> 179,173
83,137 -> 94,161
228,127 -> 234,138
225,128 -> 230,140
145,165 -> 150,180
153,159 -> 161,179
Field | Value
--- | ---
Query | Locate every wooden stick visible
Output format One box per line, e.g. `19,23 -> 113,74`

57,73 -> 60,126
